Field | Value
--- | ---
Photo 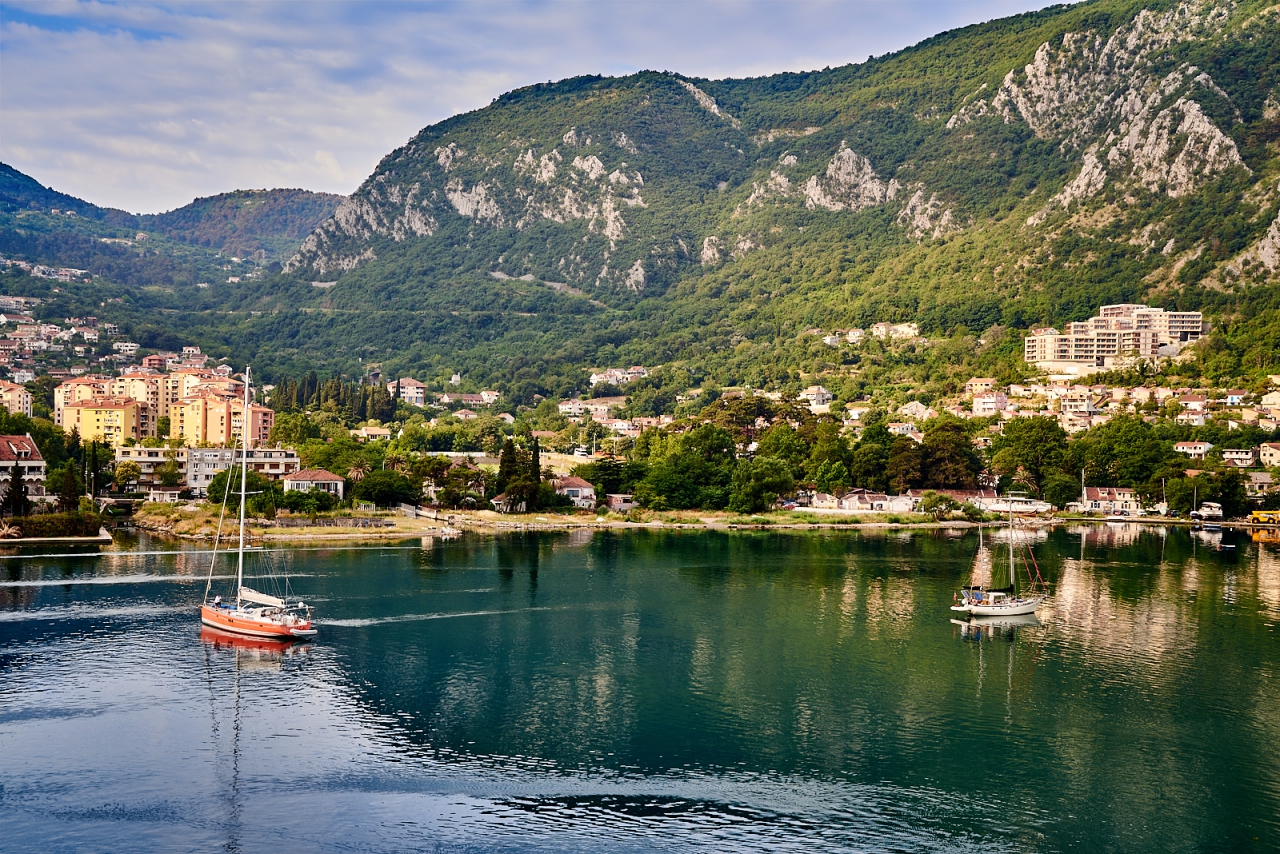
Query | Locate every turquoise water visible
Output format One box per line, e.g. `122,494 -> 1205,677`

1,525 -> 1277,852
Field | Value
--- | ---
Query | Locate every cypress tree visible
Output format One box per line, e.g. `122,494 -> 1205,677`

4,460 -> 28,518
530,437 -> 542,485
496,439 -> 519,495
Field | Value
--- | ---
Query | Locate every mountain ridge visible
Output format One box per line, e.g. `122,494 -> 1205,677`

0,164 -> 343,261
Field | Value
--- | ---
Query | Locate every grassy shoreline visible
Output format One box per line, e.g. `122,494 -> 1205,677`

129,503 -> 1264,546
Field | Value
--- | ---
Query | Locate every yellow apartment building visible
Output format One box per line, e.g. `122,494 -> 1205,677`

62,396 -> 155,447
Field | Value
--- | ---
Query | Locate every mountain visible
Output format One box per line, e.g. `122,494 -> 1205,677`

0,166 -> 342,262
4,0 -> 1278,394
140,189 -> 345,261
289,0 -> 1278,302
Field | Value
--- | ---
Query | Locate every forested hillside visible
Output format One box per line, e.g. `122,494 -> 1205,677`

2,0 -> 1277,397
0,167 -> 341,263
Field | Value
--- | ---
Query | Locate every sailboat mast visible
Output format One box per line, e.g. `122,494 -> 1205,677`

1009,500 -> 1015,591
235,366 -> 251,606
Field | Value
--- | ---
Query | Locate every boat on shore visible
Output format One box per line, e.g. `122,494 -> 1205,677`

199,367 -> 316,640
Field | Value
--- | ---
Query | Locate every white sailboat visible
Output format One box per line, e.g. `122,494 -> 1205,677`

951,500 -> 1047,617
200,367 -> 316,639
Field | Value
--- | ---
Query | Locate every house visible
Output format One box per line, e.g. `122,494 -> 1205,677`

1260,443 -> 1280,467
1178,394 -> 1208,411
112,341 -> 139,357
1174,441 -> 1214,460
480,390 -> 502,405
972,392 -> 1009,417
1081,486 -> 1141,515
62,396 -> 154,446
1175,411 -> 1207,427
490,493 -> 526,514
282,469 -> 346,500
351,425 -> 392,442
387,378 -> 427,407
1224,389 -> 1250,406
1247,472 -> 1274,498
899,401 -> 937,421
558,399 -> 588,417
0,434 -> 46,499
1261,391 -> 1280,408
845,328 -> 865,344
178,447 -> 300,494
886,421 -> 917,436
452,408 -> 479,420
966,378 -> 997,396
497,413 -> 516,424
584,397 -> 627,419
147,485 -> 183,503
1222,448 -> 1258,467
606,493 -> 637,512
798,385 -> 833,406
551,476 -> 596,509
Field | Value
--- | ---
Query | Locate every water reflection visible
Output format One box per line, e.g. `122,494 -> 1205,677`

2,528 -> 1278,852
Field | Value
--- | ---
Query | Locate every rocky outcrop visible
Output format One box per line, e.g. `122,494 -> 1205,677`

675,78 -> 741,128
898,187 -> 958,241
951,0 -> 1247,223
803,146 -> 900,212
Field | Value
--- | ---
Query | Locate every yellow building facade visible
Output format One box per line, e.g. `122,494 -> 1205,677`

62,396 -> 155,447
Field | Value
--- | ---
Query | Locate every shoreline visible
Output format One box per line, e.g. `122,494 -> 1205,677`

124,507 -> 1278,547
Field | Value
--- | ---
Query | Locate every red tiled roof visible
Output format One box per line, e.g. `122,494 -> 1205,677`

0,434 -> 42,462
283,468 -> 344,482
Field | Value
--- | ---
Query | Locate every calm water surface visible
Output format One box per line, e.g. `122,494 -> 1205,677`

1,525 -> 1277,852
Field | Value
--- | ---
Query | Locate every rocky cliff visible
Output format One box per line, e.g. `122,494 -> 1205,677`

287,0 -> 1278,307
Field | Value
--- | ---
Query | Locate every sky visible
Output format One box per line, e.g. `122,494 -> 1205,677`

1,1 -> 1059,214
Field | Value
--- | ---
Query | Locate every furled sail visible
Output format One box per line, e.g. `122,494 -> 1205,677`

239,586 -> 284,607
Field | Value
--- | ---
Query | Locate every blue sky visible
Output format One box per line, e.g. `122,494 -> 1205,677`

1,1 -> 1058,213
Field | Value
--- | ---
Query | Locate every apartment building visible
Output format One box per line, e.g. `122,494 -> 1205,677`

170,392 -> 274,448
1024,305 -> 1204,368
0,380 -> 32,417
53,375 -> 110,425
185,447 -> 300,495
62,396 -> 155,447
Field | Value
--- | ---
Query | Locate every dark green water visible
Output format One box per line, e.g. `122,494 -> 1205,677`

1,524 -> 1277,852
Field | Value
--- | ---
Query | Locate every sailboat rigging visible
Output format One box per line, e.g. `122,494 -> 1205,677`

200,366 -> 317,639
951,497 -> 1048,617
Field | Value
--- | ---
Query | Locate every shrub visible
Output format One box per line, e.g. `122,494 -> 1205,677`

7,511 -> 104,538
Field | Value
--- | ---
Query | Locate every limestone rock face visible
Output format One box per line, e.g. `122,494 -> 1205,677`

285,0 -> 1273,298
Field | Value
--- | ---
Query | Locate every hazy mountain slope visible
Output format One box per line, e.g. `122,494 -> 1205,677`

140,189 -> 344,261
0,166 -> 343,263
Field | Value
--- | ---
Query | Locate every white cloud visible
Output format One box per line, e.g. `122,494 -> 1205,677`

0,1 -> 1057,213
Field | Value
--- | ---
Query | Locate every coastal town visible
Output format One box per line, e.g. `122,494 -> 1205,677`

0,296 -> 1274,529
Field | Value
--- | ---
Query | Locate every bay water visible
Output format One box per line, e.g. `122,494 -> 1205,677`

1,525 -> 1276,852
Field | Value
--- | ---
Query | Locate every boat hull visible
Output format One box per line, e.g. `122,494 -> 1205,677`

950,597 -> 1043,617
200,604 -> 315,639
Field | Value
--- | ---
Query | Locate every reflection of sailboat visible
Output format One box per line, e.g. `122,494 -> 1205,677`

952,501 -> 1048,617
950,613 -> 1041,640
201,621 -> 310,852
200,367 -> 316,640
200,625 -> 307,667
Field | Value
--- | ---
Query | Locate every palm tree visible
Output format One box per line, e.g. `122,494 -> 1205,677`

348,461 -> 371,482
384,452 -> 409,474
